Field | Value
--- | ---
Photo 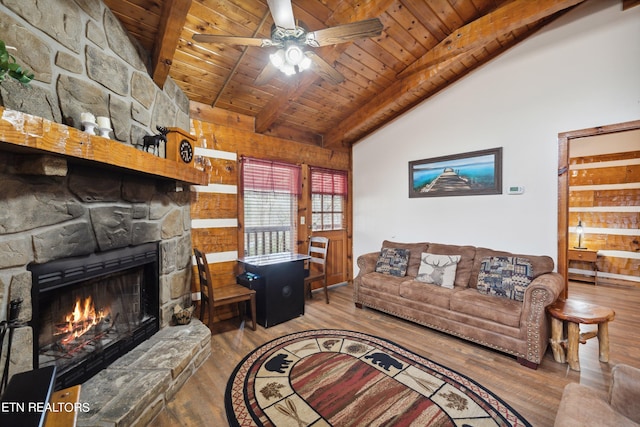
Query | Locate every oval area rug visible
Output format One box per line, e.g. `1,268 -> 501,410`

226,329 -> 531,427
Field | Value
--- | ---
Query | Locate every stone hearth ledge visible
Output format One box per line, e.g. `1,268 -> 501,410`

77,319 -> 211,427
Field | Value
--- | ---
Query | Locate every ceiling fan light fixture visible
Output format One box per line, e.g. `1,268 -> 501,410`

269,49 -> 286,68
284,44 -> 304,65
299,56 -> 312,71
281,62 -> 296,76
269,43 -> 312,76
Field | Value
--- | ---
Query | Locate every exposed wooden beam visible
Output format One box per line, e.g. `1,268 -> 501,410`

623,0 -> 640,10
189,100 -> 255,133
151,0 -> 192,88
254,0 -> 394,135
324,52 -> 473,148
397,0 -> 585,79
323,0 -> 586,148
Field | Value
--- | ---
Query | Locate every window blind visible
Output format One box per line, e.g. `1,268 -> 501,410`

242,157 -> 301,194
311,167 -> 347,196
241,157 -> 301,256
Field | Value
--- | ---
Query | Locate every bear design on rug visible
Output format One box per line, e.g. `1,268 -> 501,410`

265,353 -> 293,373
364,352 -> 403,371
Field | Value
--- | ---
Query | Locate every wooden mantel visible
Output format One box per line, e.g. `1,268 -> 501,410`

0,108 -> 208,185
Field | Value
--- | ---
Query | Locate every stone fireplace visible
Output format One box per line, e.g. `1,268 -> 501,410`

0,150 -> 194,379
0,148 -> 212,425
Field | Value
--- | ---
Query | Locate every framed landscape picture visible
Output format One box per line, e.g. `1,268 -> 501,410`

409,147 -> 502,198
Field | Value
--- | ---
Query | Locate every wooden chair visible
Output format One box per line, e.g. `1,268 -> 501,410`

304,236 -> 330,304
193,248 -> 256,332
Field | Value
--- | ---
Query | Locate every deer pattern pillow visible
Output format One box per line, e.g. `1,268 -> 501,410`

416,253 -> 461,288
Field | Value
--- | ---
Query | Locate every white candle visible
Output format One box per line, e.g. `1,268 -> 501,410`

97,116 -> 111,129
81,112 -> 95,123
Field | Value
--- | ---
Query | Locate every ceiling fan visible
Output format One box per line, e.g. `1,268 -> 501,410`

192,0 -> 383,85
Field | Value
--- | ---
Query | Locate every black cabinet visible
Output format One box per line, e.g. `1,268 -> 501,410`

237,253 -> 308,328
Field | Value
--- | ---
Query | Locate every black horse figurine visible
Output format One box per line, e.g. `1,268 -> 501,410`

141,126 -> 170,155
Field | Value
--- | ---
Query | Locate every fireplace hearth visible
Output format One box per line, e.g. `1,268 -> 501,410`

28,242 -> 160,390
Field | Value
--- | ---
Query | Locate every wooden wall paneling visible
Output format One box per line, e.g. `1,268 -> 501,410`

190,102 -> 255,132
576,233 -> 637,251
571,150 -> 640,164
208,123 -> 351,169
189,132 -> 241,323
570,164 -> 640,186
192,228 -> 238,254
208,158 -> 238,185
568,211 -> 640,230
593,188 -> 640,207
599,256 -> 640,277
567,128 -> 640,288
568,190 -> 595,207
570,189 -> 640,208
191,192 -> 237,219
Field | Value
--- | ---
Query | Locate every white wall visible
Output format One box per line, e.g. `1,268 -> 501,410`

352,0 -> 640,271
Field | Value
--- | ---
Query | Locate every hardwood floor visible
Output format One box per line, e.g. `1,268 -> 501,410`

153,281 -> 640,427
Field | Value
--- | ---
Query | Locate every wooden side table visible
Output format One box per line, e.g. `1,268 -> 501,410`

568,249 -> 599,285
547,299 -> 615,371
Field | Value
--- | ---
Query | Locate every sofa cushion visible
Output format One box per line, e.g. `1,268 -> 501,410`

399,280 -> 456,309
469,247 -> 554,289
360,272 -> 404,296
375,247 -> 409,277
381,240 -> 428,277
450,288 -> 522,328
476,256 -> 534,301
427,243 -> 477,288
416,253 -> 461,289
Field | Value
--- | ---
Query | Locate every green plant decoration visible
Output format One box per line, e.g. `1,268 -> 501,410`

0,40 -> 34,84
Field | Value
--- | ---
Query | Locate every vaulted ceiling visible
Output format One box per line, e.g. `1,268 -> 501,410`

104,0 -> 609,150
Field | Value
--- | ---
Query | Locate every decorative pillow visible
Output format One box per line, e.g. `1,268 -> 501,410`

375,247 -> 410,277
476,256 -> 534,301
416,253 -> 461,289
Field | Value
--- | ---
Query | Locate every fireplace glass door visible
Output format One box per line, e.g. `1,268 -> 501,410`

29,243 -> 159,389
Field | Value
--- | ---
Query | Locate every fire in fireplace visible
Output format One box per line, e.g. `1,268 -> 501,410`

28,242 -> 160,390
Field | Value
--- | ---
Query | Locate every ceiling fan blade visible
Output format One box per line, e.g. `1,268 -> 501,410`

192,34 -> 272,47
254,62 -> 279,85
267,0 -> 296,30
306,51 -> 345,85
306,18 -> 383,47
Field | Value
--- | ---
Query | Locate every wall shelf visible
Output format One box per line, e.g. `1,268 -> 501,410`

0,108 -> 208,185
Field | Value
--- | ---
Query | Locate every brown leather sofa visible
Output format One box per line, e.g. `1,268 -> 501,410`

353,240 -> 565,368
555,364 -> 640,426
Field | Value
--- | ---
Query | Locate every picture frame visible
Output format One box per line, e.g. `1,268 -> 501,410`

409,147 -> 502,198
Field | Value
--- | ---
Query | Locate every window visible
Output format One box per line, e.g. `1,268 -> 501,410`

311,168 -> 347,231
241,157 -> 301,256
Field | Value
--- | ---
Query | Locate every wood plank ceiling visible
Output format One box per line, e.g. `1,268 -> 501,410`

104,0 -> 589,150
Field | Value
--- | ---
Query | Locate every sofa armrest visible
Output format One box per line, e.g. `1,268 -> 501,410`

609,364 -> 640,423
524,272 -> 565,307
353,252 -> 379,302
519,272 -> 565,364
356,252 -> 379,277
